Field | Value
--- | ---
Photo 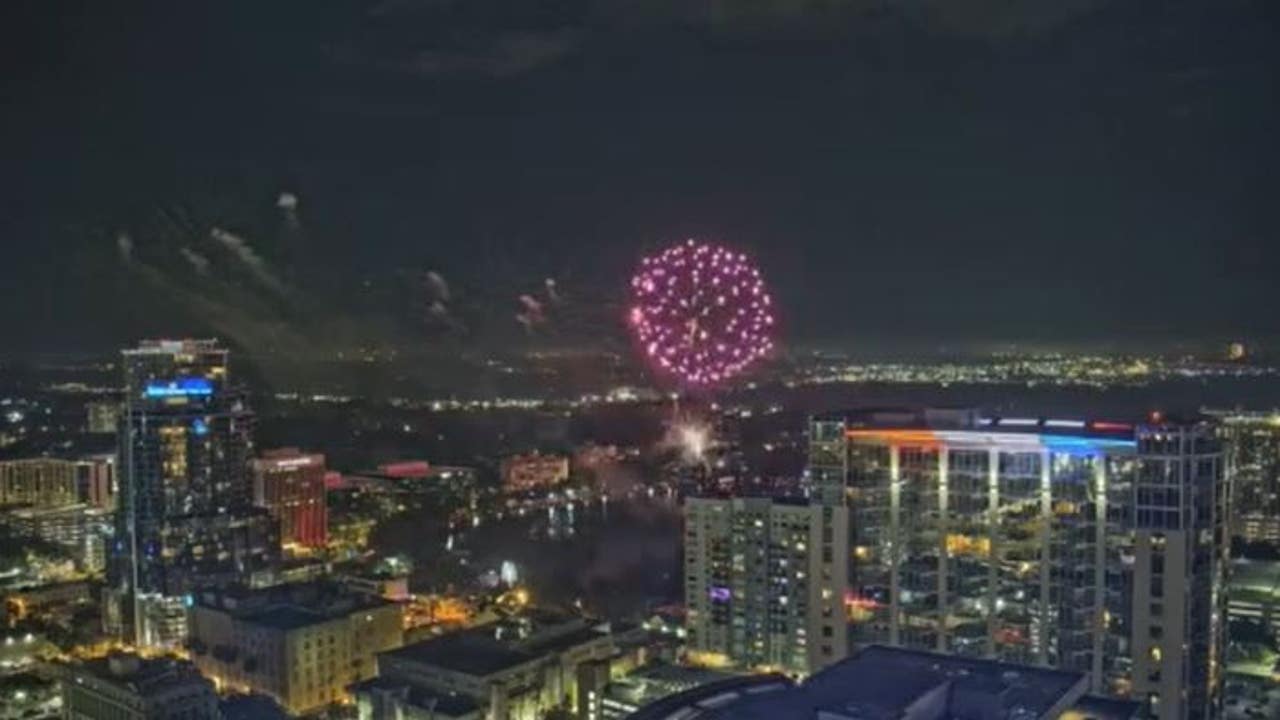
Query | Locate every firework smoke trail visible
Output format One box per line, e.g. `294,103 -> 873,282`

116,233 -> 134,263
515,293 -> 547,333
180,248 -> 211,275
211,227 -> 288,295
426,271 -> 450,302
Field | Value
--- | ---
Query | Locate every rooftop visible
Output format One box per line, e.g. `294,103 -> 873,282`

383,629 -> 538,677
383,616 -> 611,678
821,407 -> 1139,440
628,645 -> 1092,720
69,654 -> 211,697
354,677 -> 480,718
196,580 -> 394,624
239,605 -> 335,631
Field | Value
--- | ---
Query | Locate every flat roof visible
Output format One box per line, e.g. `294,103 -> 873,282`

72,655 -> 209,697
354,677 -> 479,718
628,645 -> 1087,720
383,630 -> 538,677
1065,695 -> 1143,720
239,606 -> 334,631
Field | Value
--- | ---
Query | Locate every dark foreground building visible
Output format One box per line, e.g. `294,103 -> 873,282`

628,645 -> 1141,720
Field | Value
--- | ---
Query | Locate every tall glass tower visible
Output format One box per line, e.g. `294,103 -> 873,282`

108,340 -> 278,648
810,408 -> 1225,720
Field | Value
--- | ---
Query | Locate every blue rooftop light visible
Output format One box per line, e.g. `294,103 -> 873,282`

145,377 -> 213,399
1041,434 -> 1136,457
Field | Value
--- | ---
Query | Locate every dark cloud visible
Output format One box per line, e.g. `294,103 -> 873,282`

403,29 -> 582,77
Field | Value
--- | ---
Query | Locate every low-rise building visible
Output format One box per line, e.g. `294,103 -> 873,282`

1,504 -> 111,573
0,459 -> 78,509
627,645 -> 1142,720
187,582 -> 403,715
1228,559 -> 1280,649
586,663 -> 737,720
59,654 -> 219,720
500,454 -> 569,494
365,611 -> 617,720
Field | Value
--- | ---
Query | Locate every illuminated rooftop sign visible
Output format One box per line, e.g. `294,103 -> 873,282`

144,377 -> 214,399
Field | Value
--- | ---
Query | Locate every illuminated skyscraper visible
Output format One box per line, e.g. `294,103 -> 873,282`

108,340 -> 278,648
1203,409 -> 1280,548
252,449 -> 328,549
683,496 -> 849,674
809,408 -> 1226,720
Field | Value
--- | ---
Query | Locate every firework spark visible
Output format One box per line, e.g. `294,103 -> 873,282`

629,239 -> 775,386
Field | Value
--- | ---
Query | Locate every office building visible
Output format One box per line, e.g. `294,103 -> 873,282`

627,645 -> 1142,720
75,453 -> 116,510
1227,559 -> 1280,649
363,611 -> 617,720
86,401 -> 120,435
1,503 -> 111,573
683,496 -> 849,675
500,453 -> 569,493
810,408 -> 1226,720
59,653 -> 219,720
252,449 -> 328,549
0,458 -> 78,508
187,582 -> 403,715
108,339 -> 279,648
1203,409 -> 1280,548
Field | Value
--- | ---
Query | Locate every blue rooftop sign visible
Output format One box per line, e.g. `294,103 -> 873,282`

144,377 -> 214,399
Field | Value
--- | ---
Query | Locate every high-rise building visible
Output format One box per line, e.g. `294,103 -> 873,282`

0,458 -> 79,508
809,408 -> 1227,720
251,449 -> 328,549
76,453 -> 117,510
683,496 -> 849,674
108,339 -> 279,648
59,654 -> 220,720
1203,409 -> 1280,548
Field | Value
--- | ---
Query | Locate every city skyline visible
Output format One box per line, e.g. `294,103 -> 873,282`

2,1 -> 1278,719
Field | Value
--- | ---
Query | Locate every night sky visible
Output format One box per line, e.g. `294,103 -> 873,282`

2,0 -> 1277,355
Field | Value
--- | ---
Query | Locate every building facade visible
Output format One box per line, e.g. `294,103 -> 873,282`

1203,410 -> 1280,548
60,654 -> 220,720
0,458 -> 79,508
75,454 -> 116,510
1,503 -> 111,573
252,449 -> 328,549
367,612 -> 617,720
186,582 -> 403,715
809,408 -> 1226,720
500,454 -> 569,494
86,401 -> 121,435
108,339 -> 279,648
683,496 -> 849,675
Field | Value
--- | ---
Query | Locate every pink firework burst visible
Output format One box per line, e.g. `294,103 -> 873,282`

628,239 -> 775,386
